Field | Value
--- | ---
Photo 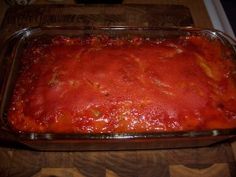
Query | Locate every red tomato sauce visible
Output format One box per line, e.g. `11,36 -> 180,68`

8,35 -> 236,133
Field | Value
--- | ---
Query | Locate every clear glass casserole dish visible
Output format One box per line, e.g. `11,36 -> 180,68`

0,26 -> 236,151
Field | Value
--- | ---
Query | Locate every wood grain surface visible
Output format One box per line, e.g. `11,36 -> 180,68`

1,4 -> 193,37
34,0 -> 212,28
0,1 -> 235,177
0,143 -> 236,177
124,0 -> 212,28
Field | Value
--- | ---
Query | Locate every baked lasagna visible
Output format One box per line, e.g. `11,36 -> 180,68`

8,34 -> 236,133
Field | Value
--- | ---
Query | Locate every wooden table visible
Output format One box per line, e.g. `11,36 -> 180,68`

0,1 -> 236,177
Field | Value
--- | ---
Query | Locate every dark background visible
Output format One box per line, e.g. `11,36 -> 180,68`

221,0 -> 236,36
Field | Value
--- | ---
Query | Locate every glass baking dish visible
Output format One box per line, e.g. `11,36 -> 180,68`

0,26 -> 236,151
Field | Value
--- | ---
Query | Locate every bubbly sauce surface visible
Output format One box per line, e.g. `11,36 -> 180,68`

8,35 -> 236,133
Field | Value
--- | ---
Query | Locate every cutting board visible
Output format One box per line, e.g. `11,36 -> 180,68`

1,4 -> 193,33
0,4 -> 236,177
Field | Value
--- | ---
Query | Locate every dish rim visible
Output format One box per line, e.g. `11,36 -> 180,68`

0,26 -> 236,141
